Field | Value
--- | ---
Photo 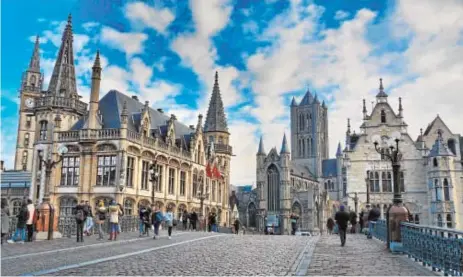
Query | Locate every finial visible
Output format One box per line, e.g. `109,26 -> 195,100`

379,78 -> 384,92
199,114 -> 203,119
420,128 -> 423,136
93,50 -> 101,68
144,101 -> 149,107
347,118 -> 351,134
362,99 -> 367,113
399,97 -> 403,111
215,71 -> 218,83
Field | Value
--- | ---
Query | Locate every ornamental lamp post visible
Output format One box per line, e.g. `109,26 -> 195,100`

197,176 -> 208,231
149,161 -> 159,205
371,131 -> 408,252
37,144 -> 68,240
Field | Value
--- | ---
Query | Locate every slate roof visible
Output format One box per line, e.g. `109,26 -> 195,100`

1,171 -> 32,188
322,159 -> 337,177
428,134 -> 454,157
280,134 -> 289,154
299,89 -> 313,106
290,160 -> 316,180
71,90 -> 195,148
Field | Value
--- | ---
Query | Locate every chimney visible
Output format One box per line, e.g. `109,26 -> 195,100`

157,108 -> 164,113
132,95 -> 138,101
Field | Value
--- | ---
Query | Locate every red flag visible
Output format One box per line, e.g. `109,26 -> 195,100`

206,163 -> 212,178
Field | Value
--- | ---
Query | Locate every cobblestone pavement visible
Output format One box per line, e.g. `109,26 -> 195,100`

306,234 -> 433,276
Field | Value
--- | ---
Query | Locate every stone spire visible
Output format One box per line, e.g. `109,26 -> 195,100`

204,71 -> 228,133
280,133 -> 290,154
29,35 -> 41,72
88,51 -> 102,129
299,88 -> 313,106
398,97 -> 403,118
336,142 -> 342,157
291,97 -> 297,107
376,78 -> 388,102
257,136 -> 266,155
362,99 -> 367,119
346,118 -> 351,134
47,14 -> 78,98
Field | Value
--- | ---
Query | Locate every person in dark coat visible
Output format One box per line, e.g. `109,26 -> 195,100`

335,205 -> 350,246
73,201 -> 89,243
349,211 -> 357,234
290,213 -> 299,235
233,218 -> 240,235
367,206 -> 381,239
359,211 -> 364,233
189,211 -> 198,231
326,218 -> 335,235
8,202 -> 29,244
182,211 -> 189,230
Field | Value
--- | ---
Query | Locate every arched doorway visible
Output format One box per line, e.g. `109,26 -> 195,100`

292,201 -> 302,229
267,164 -> 280,212
248,202 -> 257,228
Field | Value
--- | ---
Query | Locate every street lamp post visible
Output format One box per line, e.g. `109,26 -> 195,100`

372,132 -> 408,252
347,192 -> 359,214
37,144 -> 68,240
149,160 -> 159,205
197,176 -> 208,231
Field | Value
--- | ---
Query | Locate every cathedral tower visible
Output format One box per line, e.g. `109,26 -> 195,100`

290,89 -> 329,177
204,71 -> 232,223
14,36 -> 43,170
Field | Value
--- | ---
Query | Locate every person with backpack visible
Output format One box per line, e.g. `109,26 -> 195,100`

95,200 -> 107,240
8,202 -> 29,244
152,205 -> 163,240
74,201 -> 88,243
164,207 -> 174,239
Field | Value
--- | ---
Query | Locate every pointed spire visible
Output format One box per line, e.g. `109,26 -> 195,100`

204,71 -> 229,133
347,118 -> 351,134
291,97 -> 297,107
336,142 -> 342,157
280,133 -> 290,154
196,114 -> 203,132
257,136 -> 266,155
29,35 -> 41,72
93,50 -> 101,68
313,93 -> 319,104
322,100 -> 326,108
398,97 -> 403,117
362,99 -> 368,119
376,78 -> 388,99
47,14 -> 78,97
299,88 -> 313,106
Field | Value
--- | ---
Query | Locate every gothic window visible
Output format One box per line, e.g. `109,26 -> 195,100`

399,171 -> 405,192
298,140 -> 302,157
59,197 -> 77,216
30,75 -> 37,87
369,171 -> 375,192
302,140 -> 306,157
267,164 -> 280,212
310,138 -> 314,155
141,161 -> 149,190
248,202 -> 257,228
155,164 -> 163,192
60,156 -> 80,186
433,157 -> 438,167
205,178 -> 210,199
124,199 -> 134,215
126,157 -> 135,188
22,151 -> 28,169
443,178 -> 450,201
307,138 -> 311,156
446,214 -> 452,228
380,110 -> 386,123
218,136 -> 223,144
24,133 -> 30,147
324,182 -> 328,190
437,214 -> 443,227
372,172 -> 380,192
39,120 -> 48,140
96,155 -> 117,186
167,168 -> 175,194
193,172 -> 198,197
180,171 -> 186,196
435,179 -> 441,201
26,116 -> 32,128
218,181 -> 222,203
447,139 -> 456,155
380,148 -> 390,160
383,204 -> 388,219
299,114 -> 304,131
382,172 -> 392,192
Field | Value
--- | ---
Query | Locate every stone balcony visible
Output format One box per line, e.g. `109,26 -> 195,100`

57,129 -> 121,142
214,143 -> 233,155
35,95 -> 87,115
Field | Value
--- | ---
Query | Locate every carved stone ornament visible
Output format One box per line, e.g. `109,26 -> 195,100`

127,146 -> 141,155
142,151 -> 156,159
97,144 -> 117,152
66,145 -> 80,152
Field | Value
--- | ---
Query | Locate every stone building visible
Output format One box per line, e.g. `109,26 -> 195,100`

12,15 -> 233,224
256,90 -> 341,235
343,79 -> 463,228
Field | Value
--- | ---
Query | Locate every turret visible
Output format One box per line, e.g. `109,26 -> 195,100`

376,78 -> 388,103
398,97 -> 403,118
362,99 -> 367,119
345,118 -> 351,151
88,51 -> 102,129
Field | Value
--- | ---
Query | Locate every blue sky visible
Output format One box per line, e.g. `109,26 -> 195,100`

1,0 -> 463,185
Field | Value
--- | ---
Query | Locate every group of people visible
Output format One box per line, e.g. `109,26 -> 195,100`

138,205 -> 176,239
1,199 -> 38,244
327,205 -> 382,247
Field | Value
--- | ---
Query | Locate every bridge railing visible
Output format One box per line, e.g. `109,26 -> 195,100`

401,222 -> 463,276
370,219 -> 463,276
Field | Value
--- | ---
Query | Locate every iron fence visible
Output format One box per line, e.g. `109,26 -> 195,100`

401,222 -> 463,276
371,219 -> 387,242
58,215 -> 139,237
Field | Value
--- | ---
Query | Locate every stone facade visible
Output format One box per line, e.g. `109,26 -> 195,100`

12,15 -> 233,225
343,79 -> 463,229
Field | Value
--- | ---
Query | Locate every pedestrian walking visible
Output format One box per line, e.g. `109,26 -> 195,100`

26,199 -> 37,242
326,218 -> 335,235
74,201 -> 88,243
84,201 -> 94,236
209,212 -> 217,232
182,210 -> 189,230
142,207 -> 151,237
367,206 -> 380,239
152,205 -> 163,240
349,211 -> 357,234
359,211 -> 364,234
8,202 -> 29,244
334,205 -> 350,247
95,200 -> 107,240
233,218 -> 240,235
138,205 -> 147,236
164,207 -> 174,239
108,201 -> 122,241
1,199 -> 10,245
290,213 -> 298,235
190,210 -> 198,231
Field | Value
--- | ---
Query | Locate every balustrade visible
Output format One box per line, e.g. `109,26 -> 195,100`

214,143 -> 233,154
35,96 -> 87,115
57,129 -> 121,142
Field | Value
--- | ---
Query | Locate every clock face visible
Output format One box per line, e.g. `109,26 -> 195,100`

25,98 -> 34,108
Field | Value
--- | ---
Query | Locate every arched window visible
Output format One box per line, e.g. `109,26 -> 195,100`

324,182 -> 328,190
443,178 -> 450,201
192,172 -> 198,197
30,75 -> 37,87
374,172 -> 380,192
22,151 -> 28,170
380,110 -> 386,123
446,214 -> 452,228
435,179 -> 441,201
248,202 -> 257,228
414,214 -> 420,224
307,138 -> 311,156
369,171 -> 375,192
302,140 -> 306,157
59,197 -> 77,216
39,120 -> 48,140
267,164 -> 280,212
437,214 -> 443,227
433,157 -> 438,167
24,133 -> 30,147
447,139 -> 456,155
124,199 -> 134,215
11,199 -> 22,216
218,136 -> 223,144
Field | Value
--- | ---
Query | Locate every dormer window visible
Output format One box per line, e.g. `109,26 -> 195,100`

380,110 -> 386,123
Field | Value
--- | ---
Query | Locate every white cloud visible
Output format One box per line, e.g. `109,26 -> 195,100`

100,27 -> 148,56
334,10 -> 350,20
124,2 -> 175,34
82,22 -> 100,32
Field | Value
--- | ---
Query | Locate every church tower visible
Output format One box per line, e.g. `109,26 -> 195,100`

290,89 -> 329,177
14,36 -> 44,170
204,71 -> 232,223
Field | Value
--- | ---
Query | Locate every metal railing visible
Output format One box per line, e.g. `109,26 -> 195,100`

58,215 -> 139,237
401,222 -> 463,276
371,219 -> 387,242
